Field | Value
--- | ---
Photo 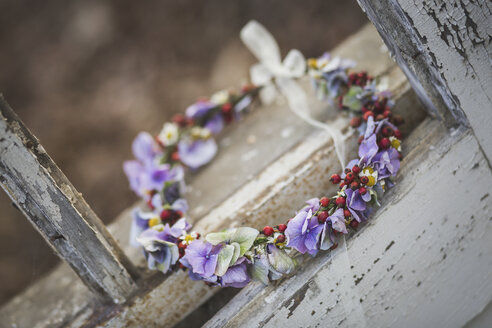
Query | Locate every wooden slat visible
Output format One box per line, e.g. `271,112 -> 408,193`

0,97 -> 138,304
357,0 -> 492,165
204,118 -> 492,328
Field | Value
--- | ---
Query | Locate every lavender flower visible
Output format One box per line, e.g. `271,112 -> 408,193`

309,53 -> 355,100
136,225 -> 180,273
178,138 -> 218,170
180,240 -> 222,278
220,257 -> 251,288
185,100 -> 215,119
328,208 -> 347,234
345,188 -> 368,222
285,210 -> 323,255
373,147 -> 400,180
124,132 -> 185,197
300,198 -> 320,214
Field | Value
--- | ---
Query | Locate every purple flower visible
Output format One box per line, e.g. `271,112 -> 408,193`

178,138 -> 218,170
320,218 -> 336,250
328,208 -> 347,234
150,193 -> 188,214
300,198 -> 320,214
180,240 -> 222,278
136,225 -> 180,273
373,147 -> 400,180
345,188 -> 368,222
358,117 -> 379,164
124,133 -> 185,197
285,210 -> 323,255
185,100 -> 215,119
205,114 -> 224,135
220,257 -> 250,288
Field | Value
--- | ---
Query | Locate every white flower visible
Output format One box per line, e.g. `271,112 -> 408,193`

157,123 -> 179,146
179,231 -> 199,245
210,90 -> 230,105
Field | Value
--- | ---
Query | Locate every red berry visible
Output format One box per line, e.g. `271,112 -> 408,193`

394,129 -> 402,139
380,138 -> 391,149
350,117 -> 362,128
382,126 -> 393,137
383,110 -> 392,118
360,176 -> 369,185
345,172 -> 354,182
263,226 -> 274,236
222,103 -> 232,113
176,210 -> 183,218
350,220 -> 359,228
172,113 -> 187,127
278,224 -> 287,232
363,111 -> 374,121
330,174 -> 341,184
339,182 -> 345,188
359,187 -> 367,195
195,232 -> 201,239
178,242 -> 187,250
344,209 -> 351,217
276,234 -> 286,243
376,114 -> 385,121
318,211 -> 329,223
336,197 -> 346,207
171,151 -> 180,162
320,197 -> 330,207
160,209 -> 172,221
352,165 -> 360,174
350,181 -> 359,190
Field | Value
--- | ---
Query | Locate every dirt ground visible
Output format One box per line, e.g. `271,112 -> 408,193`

0,0 -> 367,306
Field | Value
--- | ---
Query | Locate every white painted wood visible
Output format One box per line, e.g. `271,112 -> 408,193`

0,97 -> 138,304
204,118 -> 492,328
356,0 -> 492,163
0,24 -> 426,328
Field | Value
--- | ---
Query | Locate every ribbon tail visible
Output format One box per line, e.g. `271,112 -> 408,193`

276,77 -> 346,169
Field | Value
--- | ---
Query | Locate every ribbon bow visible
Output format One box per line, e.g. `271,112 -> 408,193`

240,21 -> 346,168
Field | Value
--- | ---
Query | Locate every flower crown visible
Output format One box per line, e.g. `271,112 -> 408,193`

124,21 -> 404,287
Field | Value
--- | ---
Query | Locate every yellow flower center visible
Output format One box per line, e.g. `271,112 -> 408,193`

184,234 -> 195,243
367,176 -> 376,187
307,58 -> 318,68
148,218 -> 160,227
391,138 -> 401,149
363,167 -> 374,175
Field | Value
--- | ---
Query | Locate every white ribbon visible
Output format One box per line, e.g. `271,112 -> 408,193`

240,20 -> 346,168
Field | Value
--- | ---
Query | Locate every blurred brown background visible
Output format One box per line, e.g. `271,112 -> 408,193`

0,0 -> 367,305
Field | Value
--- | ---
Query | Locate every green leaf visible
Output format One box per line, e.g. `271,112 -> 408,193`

267,244 -> 296,274
206,229 -> 235,245
230,242 -> 241,265
342,86 -> 363,111
254,237 -> 269,246
215,244 -> 235,276
231,227 -> 260,256
249,256 -> 270,285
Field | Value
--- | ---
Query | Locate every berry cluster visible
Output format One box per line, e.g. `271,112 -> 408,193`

261,223 -> 287,245
347,71 -> 373,87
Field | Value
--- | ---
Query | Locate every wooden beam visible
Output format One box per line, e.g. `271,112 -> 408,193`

356,0 -> 492,163
0,97 -> 138,304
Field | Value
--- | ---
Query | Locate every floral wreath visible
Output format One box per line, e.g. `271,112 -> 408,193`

124,21 -> 404,288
